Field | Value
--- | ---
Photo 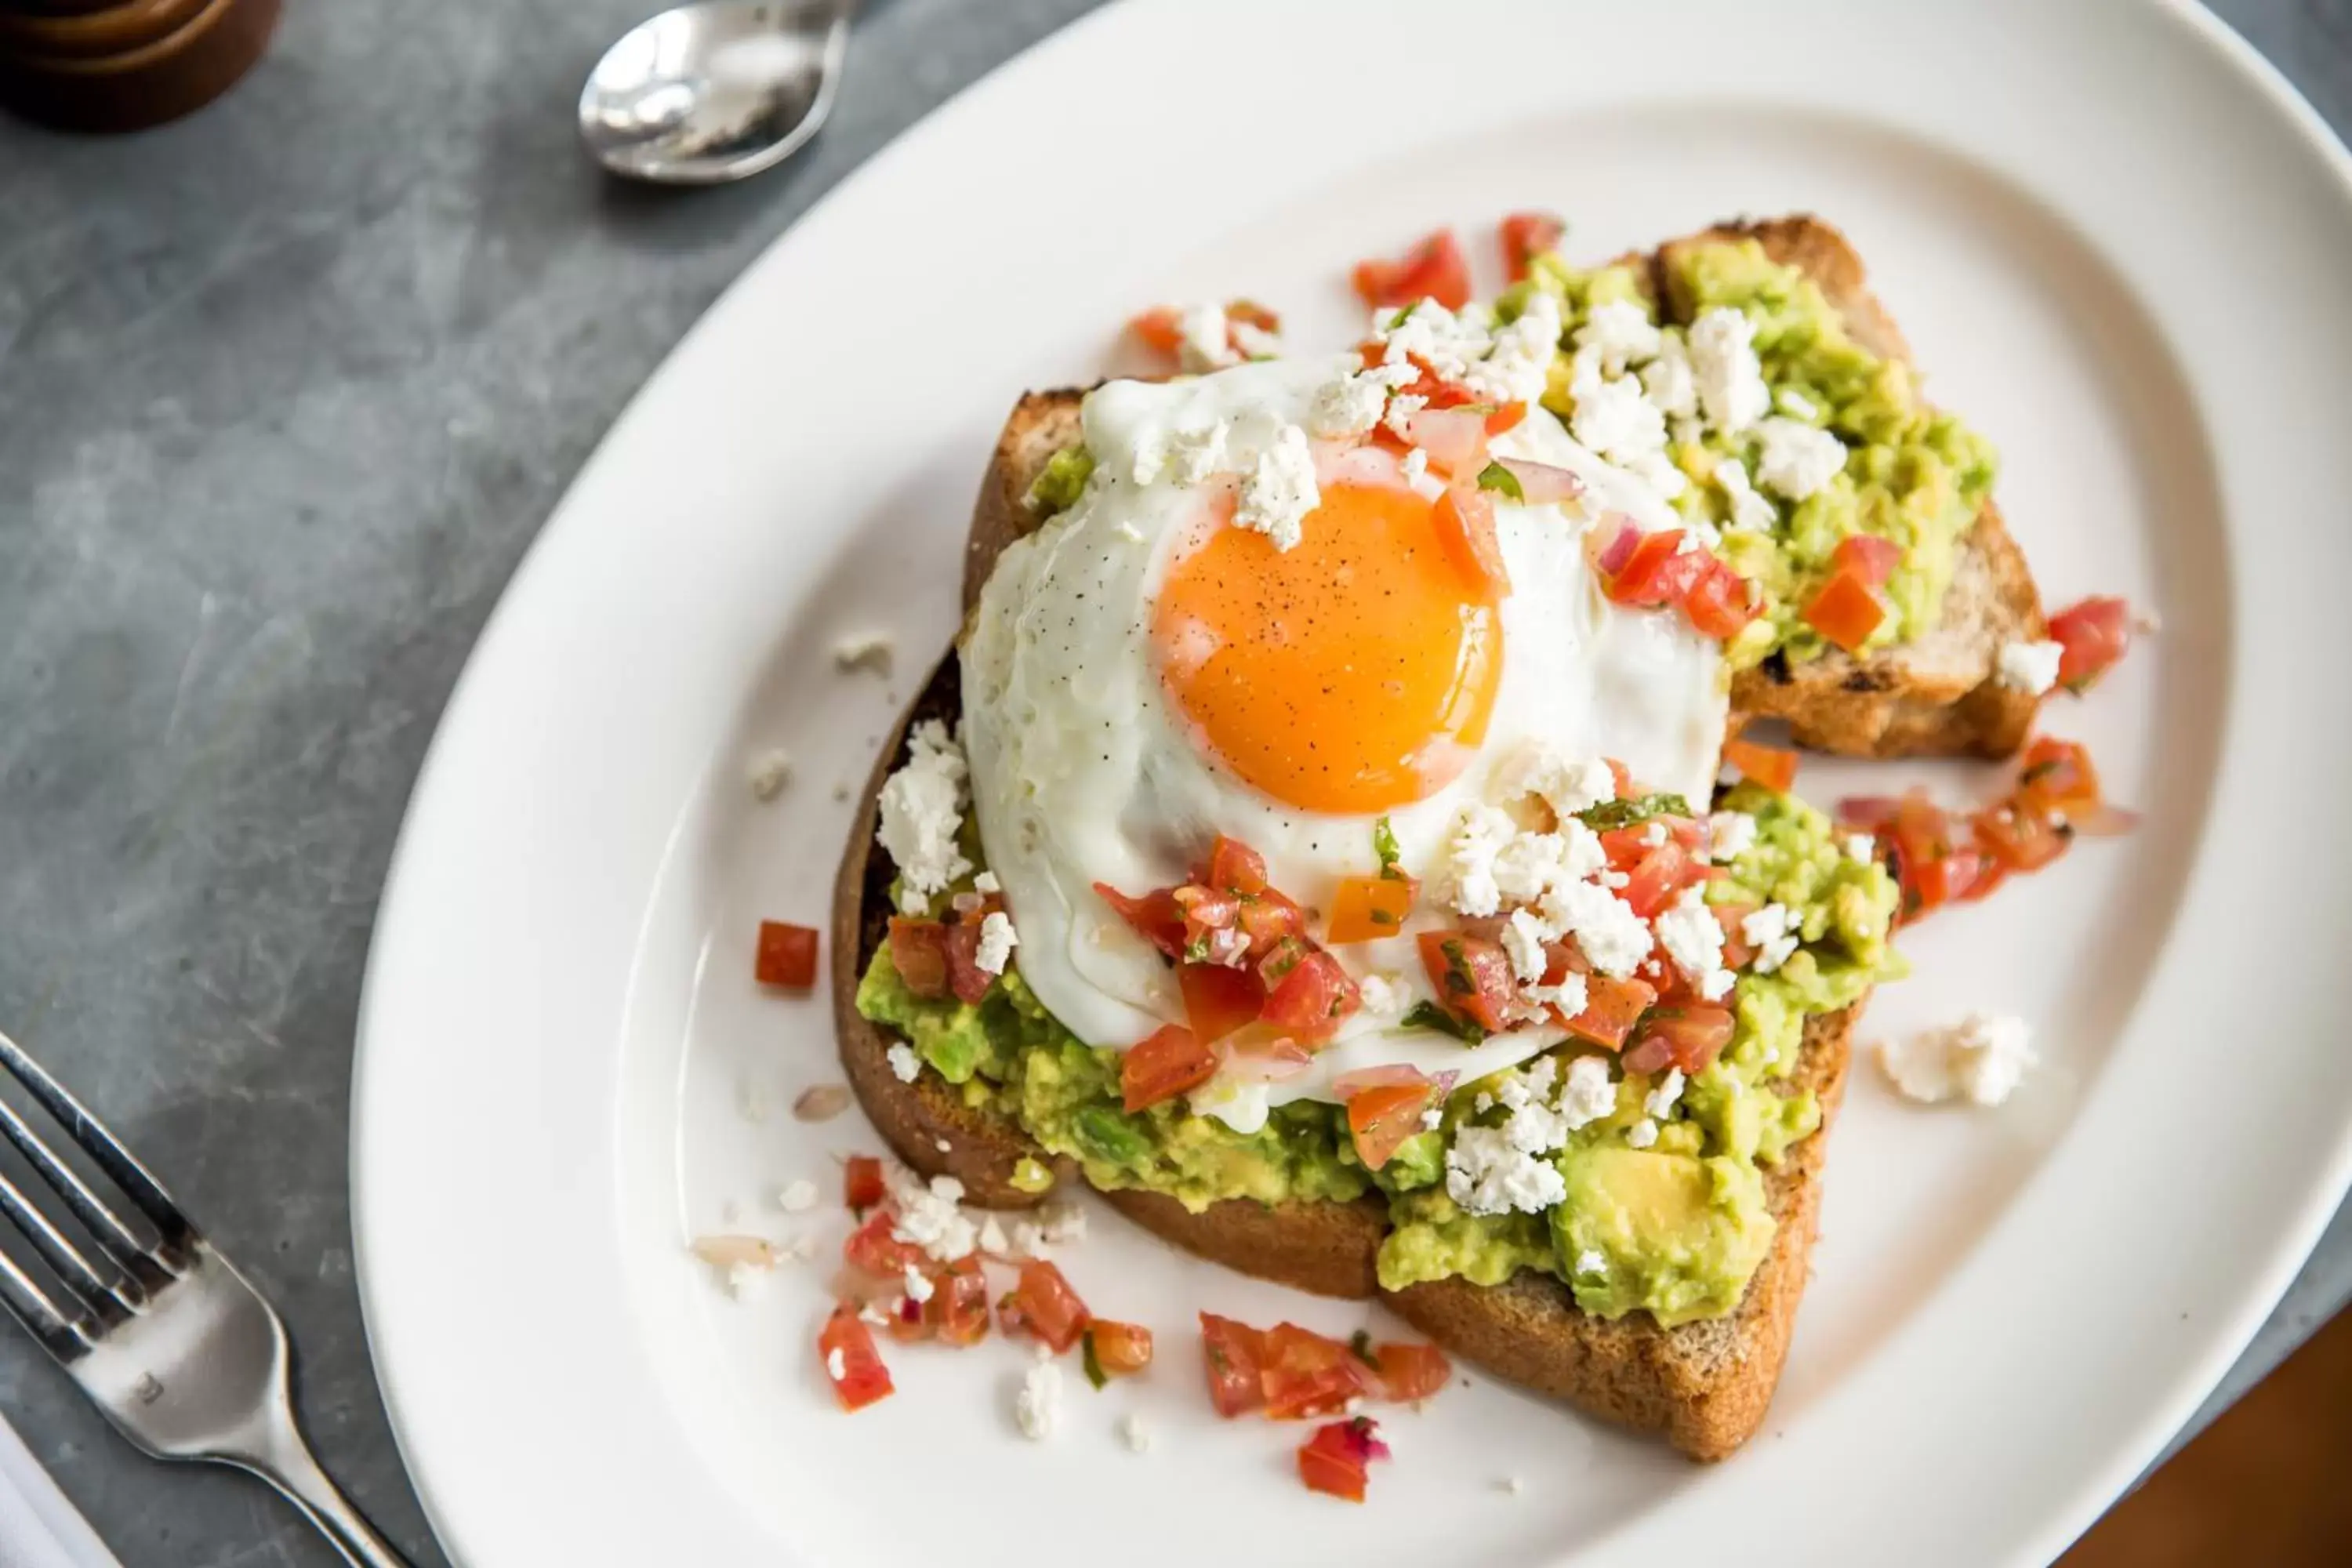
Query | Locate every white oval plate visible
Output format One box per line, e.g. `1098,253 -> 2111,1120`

353,2 -> 2352,1563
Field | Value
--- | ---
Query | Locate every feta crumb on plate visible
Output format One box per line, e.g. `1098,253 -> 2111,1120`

1875,1012 -> 2037,1106
1119,1412 -> 1152,1453
885,1042 -> 920,1083
747,748 -> 793,801
833,632 -> 895,674
1016,1359 -> 1063,1440
779,1178 -> 818,1213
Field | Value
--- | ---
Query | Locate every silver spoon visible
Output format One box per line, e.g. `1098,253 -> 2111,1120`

579,0 -> 852,185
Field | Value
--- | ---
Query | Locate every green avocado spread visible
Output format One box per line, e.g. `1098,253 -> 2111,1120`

1501,239 -> 1998,671
856,785 -> 1895,1327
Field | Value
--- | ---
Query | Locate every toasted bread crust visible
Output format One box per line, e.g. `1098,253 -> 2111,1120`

1660,216 -> 2044,758
1382,1004 -> 1853,1461
1100,1188 -> 1388,1300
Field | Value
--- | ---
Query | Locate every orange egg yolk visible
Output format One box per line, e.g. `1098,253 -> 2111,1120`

1152,482 -> 1503,814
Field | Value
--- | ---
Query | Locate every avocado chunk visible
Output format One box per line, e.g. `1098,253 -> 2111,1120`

1551,1146 -> 1775,1327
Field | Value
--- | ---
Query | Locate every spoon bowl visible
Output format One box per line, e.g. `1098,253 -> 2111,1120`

579,0 -> 850,186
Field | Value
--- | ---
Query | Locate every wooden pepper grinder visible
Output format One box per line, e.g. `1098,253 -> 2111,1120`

0,0 -> 283,132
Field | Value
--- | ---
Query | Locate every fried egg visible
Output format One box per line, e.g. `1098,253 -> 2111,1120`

960,356 -> 1726,1127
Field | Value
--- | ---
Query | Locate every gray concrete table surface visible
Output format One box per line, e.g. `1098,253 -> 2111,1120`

1,0 -> 2347,1562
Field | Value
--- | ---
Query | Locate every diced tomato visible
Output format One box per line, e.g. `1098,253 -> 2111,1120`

1973,800 -> 2069,872
2015,736 -> 2105,819
1370,1341 -> 1452,1403
1681,556 -> 1759,640
1346,1079 -> 1440,1172
1605,530 -> 1697,607
1628,1006 -> 1736,1074
1433,483 -> 1511,601
885,917 -> 951,999
1128,306 -> 1184,358
942,920 -> 993,1004
1886,791 -> 1972,918
1227,299 -> 1281,338
844,1154 -> 887,1214
1352,228 -> 1472,310
1121,1023 -> 1218,1112
754,920 -> 819,989
1711,900 -> 1760,969
1831,533 -> 1903,588
1201,1313 -> 1269,1417
1956,848 -> 2009,904
1096,881 -> 1188,959
1416,932 -> 1518,1033
1171,884 -> 1240,939
1802,569 -> 1886,652
1178,962 -> 1265,1044
1261,1322 -> 1374,1420
1835,795 -> 1904,834
844,1210 -> 925,1277
1200,835 -> 1270,897
1008,1261 -> 1090,1353
1483,401 -> 1529,437
1722,736 -> 1798,793
1087,1319 -> 1154,1377
1261,950 -> 1362,1044
1563,972 -> 1655,1049
1236,889 -> 1305,959
927,1255 -> 990,1346
1617,840 -> 1693,919
1327,874 -> 1418,945
1298,1417 -> 1389,1502
1258,935 -> 1310,987
818,1307 -> 893,1412
2045,595 -> 2132,691
1498,211 -> 1566,281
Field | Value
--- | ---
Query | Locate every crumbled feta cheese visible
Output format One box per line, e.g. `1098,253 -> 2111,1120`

1495,740 -> 1616,819
973,870 -> 1000,895
1642,333 -> 1698,419
747,748 -> 793,801
1654,890 -> 1729,987
974,910 -> 1018,975
1707,810 -> 1759,864
1358,971 -> 1410,1016
1233,423 -> 1319,552
1492,826 -> 1606,907
1755,417 -> 1847,499
1713,456 -> 1778,532
1876,1013 -> 2037,1106
1537,880 -> 1653,978
1844,833 -> 1878,864
725,1261 -> 767,1301
876,720 -> 971,912
1526,974 -> 1588,1020
1568,361 -> 1671,473
888,1171 -> 978,1261
1445,1124 -> 1570,1216
1502,908 -> 1552,982
826,1347 -> 847,1379
1644,1067 -> 1686,1120
1776,387 -> 1818,419
1740,902 -> 1801,975
1040,1200 -> 1087,1243
1559,1053 -> 1616,1130
1998,638 -> 2064,695
1575,299 -> 1663,378
833,632 -> 895,674
1382,391 -> 1428,438
1400,446 -> 1429,485
977,1215 -> 1010,1256
1688,307 -> 1769,434
1120,1412 -> 1152,1453
1468,289 -> 1564,404
1307,360 -> 1415,438
1016,1359 -> 1063,1440
1624,1118 -> 1659,1149
779,1179 -> 819,1213
1445,803 -> 1519,916
1419,1105 -> 1444,1131
1573,1247 -> 1606,1276
903,1264 -> 935,1304
1230,320 -> 1283,360
1377,299 -> 1493,384
1640,820 -> 1668,848
1175,303 -> 1238,373
1131,418 -> 1233,487
886,1042 -> 920,1083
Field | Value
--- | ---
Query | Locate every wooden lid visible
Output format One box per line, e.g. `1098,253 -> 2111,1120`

0,0 -> 281,132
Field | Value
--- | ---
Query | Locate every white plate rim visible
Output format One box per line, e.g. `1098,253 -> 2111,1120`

350,2 -> 2352,1563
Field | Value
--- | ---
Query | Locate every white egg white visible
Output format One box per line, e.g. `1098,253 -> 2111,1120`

959,358 -> 1726,1128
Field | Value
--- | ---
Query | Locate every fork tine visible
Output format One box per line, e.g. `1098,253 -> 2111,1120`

0,1168 -> 137,1325
0,1240 -> 95,1363
0,1033 -> 191,1281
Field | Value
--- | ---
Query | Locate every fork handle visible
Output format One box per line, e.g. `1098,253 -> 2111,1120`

238,1420 -> 413,1568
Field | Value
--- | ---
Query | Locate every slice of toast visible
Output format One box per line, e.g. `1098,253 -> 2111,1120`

1657,216 -> 2045,758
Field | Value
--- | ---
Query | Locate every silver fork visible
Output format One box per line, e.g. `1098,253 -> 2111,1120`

0,1029 -> 409,1567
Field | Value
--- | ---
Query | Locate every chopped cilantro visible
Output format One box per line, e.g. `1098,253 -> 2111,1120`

1373,816 -> 1403,877
1401,1000 -> 1486,1044
1081,1330 -> 1108,1390
1576,792 -> 1693,832
1476,460 -> 1523,501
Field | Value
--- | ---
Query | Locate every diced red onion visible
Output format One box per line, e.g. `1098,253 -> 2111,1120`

1393,405 -> 1489,474
1330,1064 -> 1430,1099
1497,458 -> 1584,505
2067,803 -> 2141,838
1592,514 -> 1642,576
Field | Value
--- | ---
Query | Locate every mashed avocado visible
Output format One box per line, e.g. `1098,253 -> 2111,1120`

1025,445 -> 1094,517
1505,240 -> 1998,671
1374,786 -> 1893,1317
